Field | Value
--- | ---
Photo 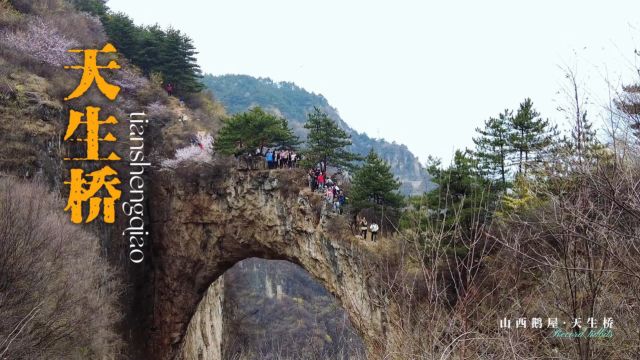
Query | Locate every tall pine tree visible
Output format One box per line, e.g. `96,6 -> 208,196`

509,98 -> 555,176
350,149 -> 403,232
303,107 -> 360,171
100,13 -> 204,95
160,28 -> 204,94
473,109 -> 511,189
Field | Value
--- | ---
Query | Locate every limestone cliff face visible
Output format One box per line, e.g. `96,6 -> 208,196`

148,164 -> 386,359
178,277 -> 224,360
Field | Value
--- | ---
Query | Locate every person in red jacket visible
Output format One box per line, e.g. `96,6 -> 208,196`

317,171 -> 325,190
165,83 -> 174,96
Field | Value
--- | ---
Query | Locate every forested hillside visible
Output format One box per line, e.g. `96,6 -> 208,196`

203,74 -> 431,195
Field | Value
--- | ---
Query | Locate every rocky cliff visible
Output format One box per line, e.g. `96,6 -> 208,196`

179,277 -> 224,360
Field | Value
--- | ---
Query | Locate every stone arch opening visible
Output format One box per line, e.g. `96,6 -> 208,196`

148,167 -> 385,360
182,257 -> 366,360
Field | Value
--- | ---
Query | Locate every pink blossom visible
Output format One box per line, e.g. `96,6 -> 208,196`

162,132 -> 214,168
0,17 -> 78,66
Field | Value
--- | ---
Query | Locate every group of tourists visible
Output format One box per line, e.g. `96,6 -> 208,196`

357,216 -> 379,242
264,149 -> 298,169
306,166 -> 381,241
308,168 -> 347,214
230,145 -> 382,241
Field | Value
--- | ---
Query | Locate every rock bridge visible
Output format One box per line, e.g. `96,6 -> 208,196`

147,165 -> 387,359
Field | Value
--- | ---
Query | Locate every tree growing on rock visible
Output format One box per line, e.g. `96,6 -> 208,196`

302,107 -> 360,171
350,149 -> 403,233
215,107 -> 299,167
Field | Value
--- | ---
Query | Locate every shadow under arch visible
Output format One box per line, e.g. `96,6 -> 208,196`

147,166 -> 386,360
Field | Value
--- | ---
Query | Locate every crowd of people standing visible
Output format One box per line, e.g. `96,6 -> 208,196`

264,149 -> 298,169
307,166 -> 380,241
308,168 -> 346,214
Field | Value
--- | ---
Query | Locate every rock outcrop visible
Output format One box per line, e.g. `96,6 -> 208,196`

148,165 -> 386,359
178,277 -> 224,360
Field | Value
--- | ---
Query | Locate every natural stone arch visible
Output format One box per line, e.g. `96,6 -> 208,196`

148,165 -> 386,359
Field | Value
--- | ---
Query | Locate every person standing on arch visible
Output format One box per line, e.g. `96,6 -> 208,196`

369,222 -> 379,242
359,216 -> 368,240
265,149 -> 274,169
317,171 -> 325,191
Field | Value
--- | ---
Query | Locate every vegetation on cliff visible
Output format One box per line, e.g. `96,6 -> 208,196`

0,0 -> 224,358
0,177 -> 122,359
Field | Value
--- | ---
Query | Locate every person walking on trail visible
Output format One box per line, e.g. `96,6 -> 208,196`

325,186 -> 334,203
326,177 -> 334,188
360,217 -> 368,239
291,152 -> 297,168
165,83 -> 174,96
308,169 -> 317,190
369,222 -> 379,242
337,192 -> 345,215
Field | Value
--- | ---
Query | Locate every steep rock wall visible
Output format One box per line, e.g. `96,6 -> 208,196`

178,277 -> 224,360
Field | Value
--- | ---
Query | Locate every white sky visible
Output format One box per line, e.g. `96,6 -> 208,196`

107,0 -> 640,164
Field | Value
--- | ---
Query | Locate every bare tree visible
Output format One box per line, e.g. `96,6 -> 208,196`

0,177 -> 123,359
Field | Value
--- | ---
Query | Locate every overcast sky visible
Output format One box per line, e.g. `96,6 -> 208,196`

107,0 -> 640,164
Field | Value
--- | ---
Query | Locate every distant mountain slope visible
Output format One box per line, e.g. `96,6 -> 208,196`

203,74 -> 431,195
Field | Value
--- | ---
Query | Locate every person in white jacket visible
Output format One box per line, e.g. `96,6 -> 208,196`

369,222 -> 379,242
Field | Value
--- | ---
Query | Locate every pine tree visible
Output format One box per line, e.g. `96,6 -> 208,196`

101,12 -> 141,62
350,149 -> 403,231
215,107 -> 299,157
70,0 -> 108,16
303,107 -> 360,171
473,109 -> 511,189
509,98 -> 556,176
426,150 -> 492,238
568,111 -> 600,163
101,13 -> 204,95
616,84 -> 640,139
500,173 -> 538,215
160,28 -> 204,94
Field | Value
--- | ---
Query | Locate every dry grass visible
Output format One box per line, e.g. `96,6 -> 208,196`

0,177 -> 123,359
0,0 -> 23,28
